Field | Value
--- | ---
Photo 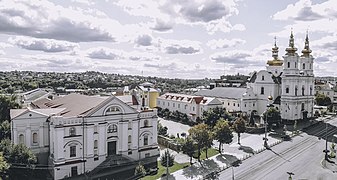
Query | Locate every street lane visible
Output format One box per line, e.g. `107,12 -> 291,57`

219,118 -> 337,180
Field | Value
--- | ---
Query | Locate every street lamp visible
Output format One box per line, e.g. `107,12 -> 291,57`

323,121 -> 330,161
286,172 -> 294,180
264,95 -> 273,149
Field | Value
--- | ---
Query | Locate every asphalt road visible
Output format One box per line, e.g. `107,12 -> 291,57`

218,118 -> 337,180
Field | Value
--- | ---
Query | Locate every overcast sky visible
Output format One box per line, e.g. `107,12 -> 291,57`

0,0 -> 336,79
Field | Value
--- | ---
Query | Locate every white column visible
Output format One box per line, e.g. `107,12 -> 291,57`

25,126 -> 31,148
39,124 -> 44,147
132,120 -> 139,149
152,118 -> 158,145
86,126 -> 94,157
98,124 -> 106,155
120,121 -> 128,152
54,128 -> 64,160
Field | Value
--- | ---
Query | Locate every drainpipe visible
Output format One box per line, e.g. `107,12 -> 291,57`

82,116 -> 87,179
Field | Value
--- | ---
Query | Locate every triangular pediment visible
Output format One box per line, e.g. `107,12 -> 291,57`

85,95 -> 138,117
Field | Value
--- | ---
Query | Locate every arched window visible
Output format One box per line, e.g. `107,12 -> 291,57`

94,140 -> 98,149
303,63 -> 305,70
262,75 -> 264,81
69,127 -> 76,136
310,63 -> 312,69
19,134 -> 24,144
144,135 -> 148,146
295,86 -> 298,96
128,121 -> 132,130
301,103 -> 305,111
32,133 -> 38,143
310,86 -> 313,95
287,62 -> 290,68
261,87 -> 264,95
70,146 -> 76,157
144,120 -> 149,127
295,62 -> 297,68
108,124 -> 118,133
128,135 -> 132,143
302,86 -> 305,96
105,106 -> 122,115
286,87 -> 289,94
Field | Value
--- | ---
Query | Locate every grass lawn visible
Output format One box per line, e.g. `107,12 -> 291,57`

142,161 -> 189,180
193,148 -> 219,161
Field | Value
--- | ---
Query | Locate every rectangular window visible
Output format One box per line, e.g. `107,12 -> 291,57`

193,107 -> 195,111
173,103 -> 175,107
70,146 -> 76,157
71,166 -> 78,177
94,125 -> 98,134
178,104 -> 180,108
144,136 -> 148,146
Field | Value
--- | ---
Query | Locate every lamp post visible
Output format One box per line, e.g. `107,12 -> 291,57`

264,96 -> 273,149
323,121 -> 330,161
287,172 -> 294,180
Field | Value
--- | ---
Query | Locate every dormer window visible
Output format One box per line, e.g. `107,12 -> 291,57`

105,106 -> 122,115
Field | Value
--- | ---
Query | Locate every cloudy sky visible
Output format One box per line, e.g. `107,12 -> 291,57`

0,0 -> 336,79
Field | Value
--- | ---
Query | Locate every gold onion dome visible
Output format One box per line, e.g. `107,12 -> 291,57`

301,31 -> 312,57
267,37 -> 283,66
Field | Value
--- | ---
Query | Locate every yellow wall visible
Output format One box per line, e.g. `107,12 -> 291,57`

149,91 -> 159,108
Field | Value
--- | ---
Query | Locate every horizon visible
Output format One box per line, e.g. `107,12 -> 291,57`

0,0 -> 336,79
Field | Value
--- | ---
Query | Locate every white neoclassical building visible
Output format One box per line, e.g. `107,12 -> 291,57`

11,93 -> 159,179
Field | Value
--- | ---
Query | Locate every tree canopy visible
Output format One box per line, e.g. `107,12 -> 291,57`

315,93 -> 332,106
0,95 -> 21,122
202,107 -> 232,128
188,123 -> 213,162
214,119 -> 233,153
181,137 -> 196,165
233,117 -> 246,145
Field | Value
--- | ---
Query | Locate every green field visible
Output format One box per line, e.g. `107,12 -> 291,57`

194,148 -> 219,161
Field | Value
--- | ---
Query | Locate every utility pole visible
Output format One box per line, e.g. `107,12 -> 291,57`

264,96 -> 273,149
166,149 -> 169,180
324,121 -> 330,160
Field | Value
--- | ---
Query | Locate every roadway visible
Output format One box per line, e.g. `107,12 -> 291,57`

219,118 -> 337,180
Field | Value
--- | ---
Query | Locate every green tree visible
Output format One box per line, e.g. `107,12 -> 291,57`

202,107 -> 231,128
188,123 -> 212,162
214,119 -> 233,153
0,152 -> 9,179
315,93 -> 332,106
0,121 -> 11,140
263,107 -> 281,127
160,149 -> 174,167
158,122 -> 168,136
233,117 -> 246,145
181,137 -> 195,165
0,95 -> 21,122
134,162 -> 146,178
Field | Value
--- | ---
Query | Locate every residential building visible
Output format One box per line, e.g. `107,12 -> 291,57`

157,93 -> 222,121
131,82 -> 160,109
11,93 -> 159,179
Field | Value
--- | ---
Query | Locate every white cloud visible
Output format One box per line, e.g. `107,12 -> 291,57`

86,47 -> 160,61
115,0 -> 244,34
207,38 -> 246,49
71,0 -> 94,6
87,47 -> 124,60
160,39 -> 202,54
135,34 -> 153,46
9,36 -> 79,52
0,0 -> 147,42
210,50 -> 252,64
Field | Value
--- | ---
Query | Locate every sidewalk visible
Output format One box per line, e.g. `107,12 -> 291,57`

162,116 -> 334,180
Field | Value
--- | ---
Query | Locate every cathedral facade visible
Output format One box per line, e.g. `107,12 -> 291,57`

245,31 -> 314,121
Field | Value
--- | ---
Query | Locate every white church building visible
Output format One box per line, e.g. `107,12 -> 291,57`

10,93 -> 159,179
244,31 -> 315,121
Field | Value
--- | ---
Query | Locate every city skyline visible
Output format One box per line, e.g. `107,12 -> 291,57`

0,0 -> 336,79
